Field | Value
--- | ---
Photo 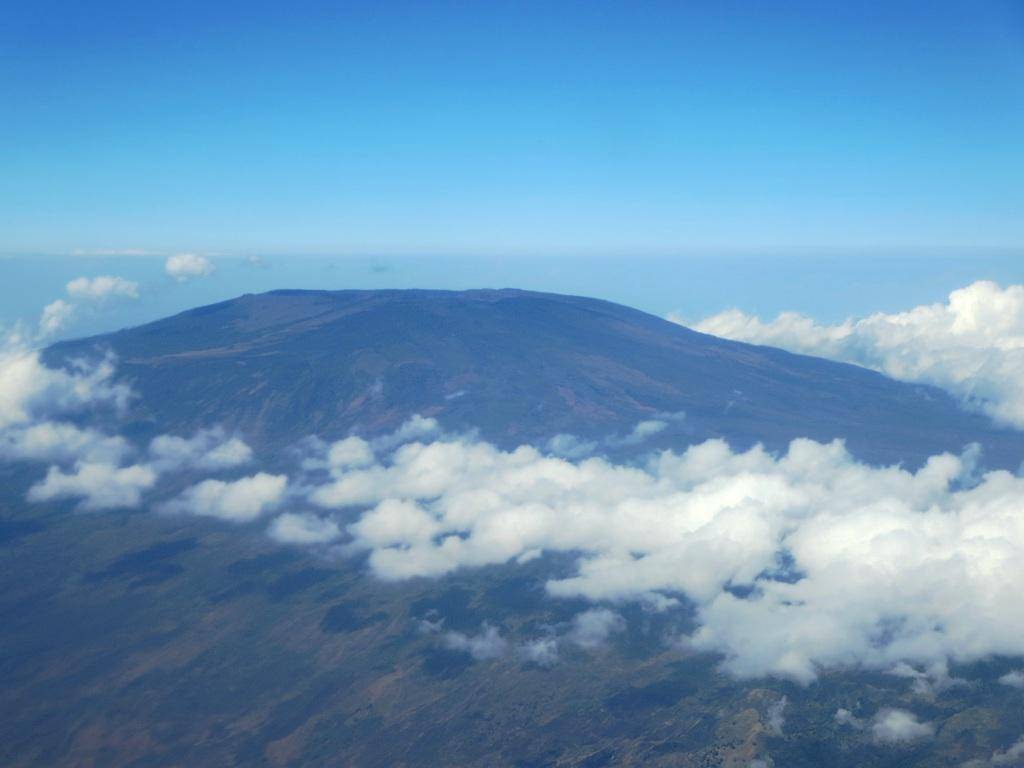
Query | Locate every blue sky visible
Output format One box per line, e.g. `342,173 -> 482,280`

3,0 -> 1022,256
2,1 -> 1023,335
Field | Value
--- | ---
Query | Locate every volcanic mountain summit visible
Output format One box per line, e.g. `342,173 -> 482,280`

51,287 -> 1024,467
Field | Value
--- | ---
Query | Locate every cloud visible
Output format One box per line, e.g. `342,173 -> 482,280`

38,299 -> 74,337
164,253 -> 214,282
546,413 -> 686,459
518,636 -> 559,666
834,708 -> 863,729
998,670 -> 1024,688
836,707 -> 935,746
371,414 -> 440,452
0,421 -> 130,464
14,274 -> 142,341
268,512 -> 341,545
887,661 -> 967,697
66,275 -> 139,301
0,350 -> 130,431
148,428 -> 252,472
567,608 -> 625,649
28,461 -> 157,510
766,696 -> 787,736
0,349 -> 133,469
442,623 -> 509,661
325,436 -> 375,471
545,433 -> 598,459
303,427 -> 1024,683
869,709 -> 934,745
160,472 -> 287,522
687,280 -> 1024,429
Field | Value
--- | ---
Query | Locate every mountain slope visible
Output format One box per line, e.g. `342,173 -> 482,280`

50,288 -> 1024,468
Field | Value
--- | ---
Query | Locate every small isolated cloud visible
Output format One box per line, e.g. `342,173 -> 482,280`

766,696 -> 787,736
870,709 -> 935,745
28,461 -> 157,510
165,253 -> 214,282
518,637 -> 559,666
442,623 -> 509,661
998,670 -> 1024,689
568,608 -> 625,649
66,275 -> 139,301
689,280 -> 1024,429
148,428 -> 252,472
161,472 -> 287,522
834,708 -> 864,729
268,512 -> 341,545
38,299 -> 74,337
615,419 -> 667,446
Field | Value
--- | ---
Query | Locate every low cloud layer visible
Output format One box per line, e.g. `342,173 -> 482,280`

686,280 -> 1024,429
304,429 -> 1024,683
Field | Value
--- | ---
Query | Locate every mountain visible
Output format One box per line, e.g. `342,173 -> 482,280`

49,288 -> 1024,468
5,289 -> 1023,768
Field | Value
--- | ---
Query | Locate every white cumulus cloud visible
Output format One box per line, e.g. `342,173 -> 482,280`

148,428 -> 252,472
0,350 -> 130,431
687,280 -> 1024,429
568,608 -> 625,649
998,670 -> 1024,689
165,253 -> 214,282
869,708 -> 935,744
66,275 -> 139,301
28,461 -> 157,510
305,431 -> 1024,683
160,472 -> 287,522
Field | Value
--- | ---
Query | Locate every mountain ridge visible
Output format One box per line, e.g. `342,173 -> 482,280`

47,287 -> 1024,469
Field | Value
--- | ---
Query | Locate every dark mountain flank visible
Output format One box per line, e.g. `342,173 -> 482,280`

50,288 -> 1024,467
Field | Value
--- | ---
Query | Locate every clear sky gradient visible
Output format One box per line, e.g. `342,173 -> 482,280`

3,0 -> 1023,256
